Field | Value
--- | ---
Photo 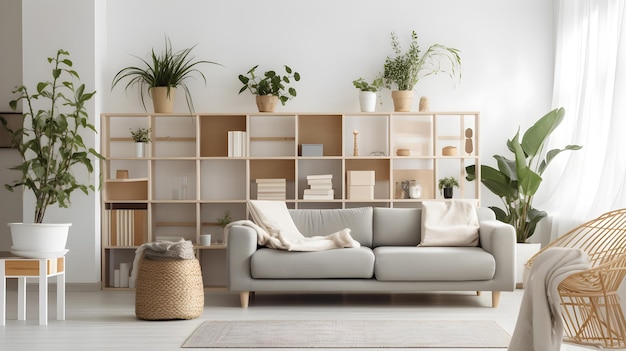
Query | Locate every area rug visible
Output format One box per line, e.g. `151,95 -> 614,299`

182,319 -> 510,348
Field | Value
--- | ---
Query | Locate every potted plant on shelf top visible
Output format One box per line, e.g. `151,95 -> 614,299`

383,30 -> 462,112
352,77 -> 383,112
465,107 -> 582,243
130,127 -> 151,157
111,36 -> 222,114
0,49 -> 103,257
238,65 -> 301,112
438,177 -> 459,199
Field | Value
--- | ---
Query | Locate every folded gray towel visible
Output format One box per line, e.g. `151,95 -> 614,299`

142,239 -> 195,261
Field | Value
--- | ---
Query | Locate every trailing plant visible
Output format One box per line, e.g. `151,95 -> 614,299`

465,107 -> 582,243
438,176 -> 459,193
238,65 -> 301,105
0,49 -> 103,223
352,77 -> 383,92
130,127 -> 151,143
383,30 -> 462,91
111,36 -> 222,113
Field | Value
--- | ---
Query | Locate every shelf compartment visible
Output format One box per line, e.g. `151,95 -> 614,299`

200,203 -> 247,244
152,203 -> 197,242
391,114 -> 433,157
152,160 -> 196,200
249,115 -> 296,157
345,158 -> 390,199
298,114 -> 342,156
104,178 -> 149,201
200,159 -> 246,201
343,114 -> 389,157
298,159 -> 342,200
199,115 -> 246,157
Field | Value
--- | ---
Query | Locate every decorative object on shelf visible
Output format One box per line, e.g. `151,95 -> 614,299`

419,96 -> 430,112
116,169 -> 129,179
1,49 -> 103,258
238,65 -> 301,112
301,144 -> 323,157
347,171 -> 374,200
199,234 -> 212,246
130,127 -> 151,157
409,180 -> 422,199
216,210 -> 233,228
395,182 -> 404,199
396,148 -> 410,156
401,180 -> 410,199
352,77 -> 383,112
442,146 -> 457,156
111,36 -> 222,113
353,130 -> 359,156
465,128 -> 474,155
465,107 -> 582,243
382,30 -> 462,112
438,176 -> 459,199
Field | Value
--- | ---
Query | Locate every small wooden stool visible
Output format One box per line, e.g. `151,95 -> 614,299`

0,256 -> 66,326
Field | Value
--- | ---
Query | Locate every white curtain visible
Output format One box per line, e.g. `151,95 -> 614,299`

538,0 -> 626,238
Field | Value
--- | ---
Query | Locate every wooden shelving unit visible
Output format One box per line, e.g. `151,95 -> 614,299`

100,111 -> 480,290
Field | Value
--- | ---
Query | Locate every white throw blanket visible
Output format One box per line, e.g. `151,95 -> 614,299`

420,200 -> 480,246
226,200 -> 360,251
508,247 -> 591,351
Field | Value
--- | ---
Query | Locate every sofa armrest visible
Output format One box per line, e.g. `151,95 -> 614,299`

227,225 -> 258,291
479,219 -> 516,290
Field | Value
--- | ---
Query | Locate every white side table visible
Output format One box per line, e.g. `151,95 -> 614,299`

0,256 -> 66,326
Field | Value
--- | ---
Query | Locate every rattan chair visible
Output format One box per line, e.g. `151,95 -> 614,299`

527,208 -> 626,348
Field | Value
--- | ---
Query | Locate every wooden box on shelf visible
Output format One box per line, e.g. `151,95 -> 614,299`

105,178 -> 148,201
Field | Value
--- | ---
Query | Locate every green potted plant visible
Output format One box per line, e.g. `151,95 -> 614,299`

438,177 -> 459,199
0,49 -> 103,257
238,65 -> 301,112
111,36 -> 222,114
130,127 -> 151,157
383,30 -> 461,112
352,77 -> 383,112
465,107 -> 582,243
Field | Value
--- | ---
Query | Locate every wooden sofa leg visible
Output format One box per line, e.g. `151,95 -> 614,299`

476,291 -> 482,296
492,291 -> 501,308
240,291 -> 250,308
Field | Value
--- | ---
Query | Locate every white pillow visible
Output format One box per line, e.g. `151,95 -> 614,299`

420,201 -> 479,247
248,200 -> 304,241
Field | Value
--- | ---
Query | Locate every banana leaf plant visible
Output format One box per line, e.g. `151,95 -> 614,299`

466,107 -> 582,242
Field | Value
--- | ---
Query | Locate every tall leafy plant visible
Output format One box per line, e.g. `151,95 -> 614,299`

466,108 -> 582,242
383,30 -> 461,91
0,49 -> 103,223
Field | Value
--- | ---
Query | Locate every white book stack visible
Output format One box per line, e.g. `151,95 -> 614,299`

256,178 -> 286,200
303,174 -> 334,200
227,131 -> 247,157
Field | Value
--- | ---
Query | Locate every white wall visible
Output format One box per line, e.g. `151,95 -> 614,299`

11,0 -> 555,284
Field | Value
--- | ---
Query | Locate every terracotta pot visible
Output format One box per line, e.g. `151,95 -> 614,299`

151,86 -> 176,113
256,95 -> 278,112
391,90 -> 414,112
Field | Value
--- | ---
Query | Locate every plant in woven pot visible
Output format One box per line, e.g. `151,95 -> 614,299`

0,49 -> 103,258
112,36 -> 222,113
238,65 -> 301,112
383,30 -> 461,112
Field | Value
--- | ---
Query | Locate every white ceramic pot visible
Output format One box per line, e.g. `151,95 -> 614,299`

516,242 -> 542,288
135,142 -> 146,157
8,223 -> 71,258
358,91 -> 377,112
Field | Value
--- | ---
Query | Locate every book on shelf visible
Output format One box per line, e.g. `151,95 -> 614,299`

308,183 -> 333,190
257,194 -> 287,200
104,208 -> 147,246
303,194 -> 334,200
303,189 -> 334,196
256,178 -> 286,184
306,174 -> 333,180
227,131 -> 247,157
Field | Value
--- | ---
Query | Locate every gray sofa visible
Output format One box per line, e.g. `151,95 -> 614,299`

227,206 -> 516,308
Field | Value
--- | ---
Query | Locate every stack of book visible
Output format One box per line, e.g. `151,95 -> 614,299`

227,131 -> 247,157
303,174 -> 334,200
256,178 -> 286,200
103,208 -> 147,246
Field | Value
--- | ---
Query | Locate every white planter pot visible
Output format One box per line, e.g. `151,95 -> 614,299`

8,223 -> 71,258
516,242 -> 542,288
135,142 -> 146,157
358,91 -> 377,112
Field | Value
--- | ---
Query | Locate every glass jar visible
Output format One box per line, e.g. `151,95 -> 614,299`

409,180 -> 421,199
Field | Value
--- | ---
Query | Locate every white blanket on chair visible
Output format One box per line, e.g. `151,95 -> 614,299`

508,247 -> 591,351
226,200 -> 360,251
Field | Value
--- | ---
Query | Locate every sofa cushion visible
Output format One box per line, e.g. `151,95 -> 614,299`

289,207 -> 373,247
373,208 -> 421,247
251,247 -> 375,279
373,246 -> 496,281
420,201 -> 480,247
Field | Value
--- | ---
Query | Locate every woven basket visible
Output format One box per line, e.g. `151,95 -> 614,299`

135,258 -> 204,320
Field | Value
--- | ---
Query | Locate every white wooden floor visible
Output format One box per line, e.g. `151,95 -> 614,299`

0,288 -> 593,351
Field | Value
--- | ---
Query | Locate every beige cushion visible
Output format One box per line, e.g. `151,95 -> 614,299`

420,201 -> 479,247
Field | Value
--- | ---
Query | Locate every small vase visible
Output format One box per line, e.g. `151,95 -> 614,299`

135,142 -> 146,157
256,95 -> 278,112
409,180 -> 421,199
358,91 -> 377,112
391,90 -> 414,112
